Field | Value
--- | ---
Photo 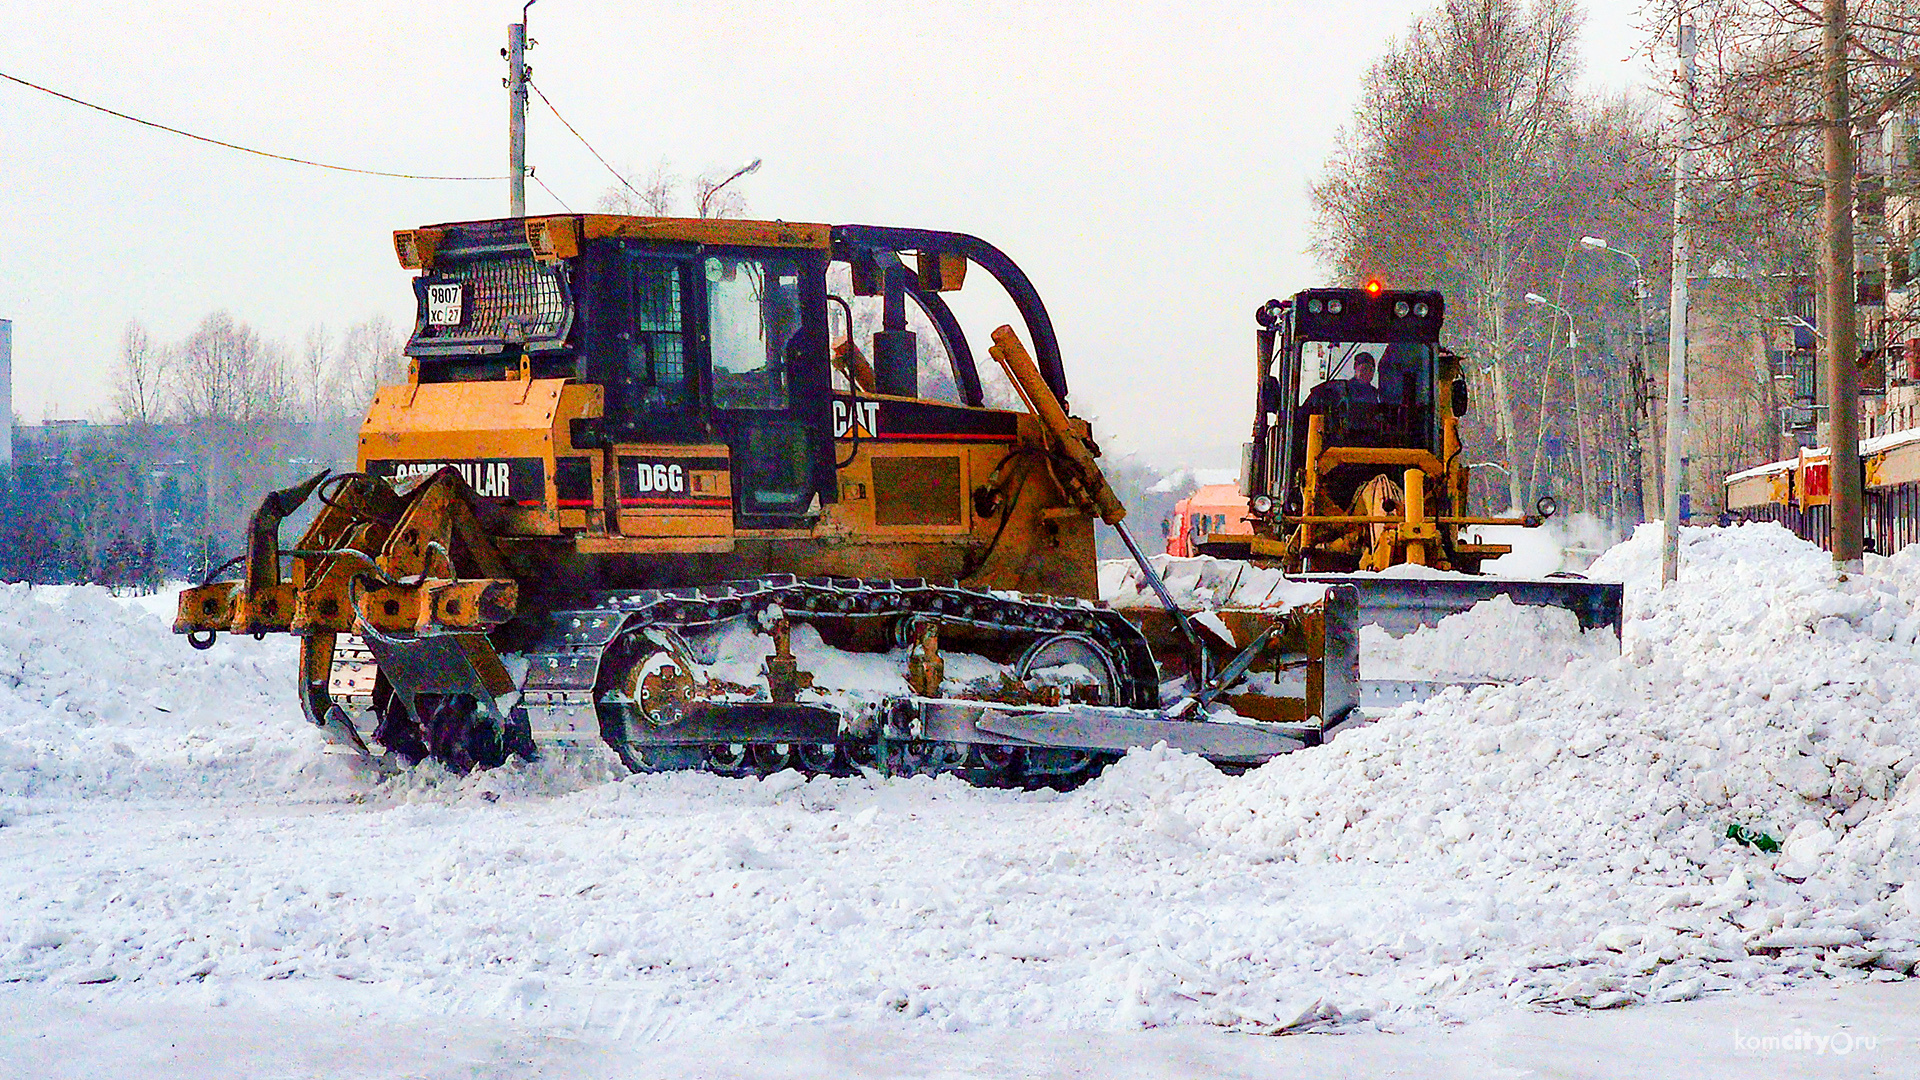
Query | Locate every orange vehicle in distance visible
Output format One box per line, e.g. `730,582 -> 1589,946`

1163,484 -> 1254,557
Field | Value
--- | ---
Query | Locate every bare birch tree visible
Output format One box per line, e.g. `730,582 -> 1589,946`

597,159 -> 680,216
174,312 -> 283,426
300,325 -> 333,425
110,319 -> 168,427
329,315 -> 405,414
598,157 -> 756,219
1314,0 -> 1608,512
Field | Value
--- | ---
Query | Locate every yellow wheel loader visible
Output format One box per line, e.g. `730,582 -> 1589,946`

1212,287 -> 1622,637
175,215 -> 1358,781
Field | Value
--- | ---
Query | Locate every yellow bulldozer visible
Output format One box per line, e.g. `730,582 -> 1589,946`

175,215 -> 1357,781
1203,285 -> 1622,637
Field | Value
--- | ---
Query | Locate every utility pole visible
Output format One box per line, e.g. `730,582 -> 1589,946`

1661,16 -> 1696,585
1822,0 -> 1863,573
1630,269 -> 1653,524
506,2 -> 535,217
1578,236 -> 1653,526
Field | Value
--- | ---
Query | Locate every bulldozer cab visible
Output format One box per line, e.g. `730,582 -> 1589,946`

388,218 -> 1075,528
368,216 -> 1102,597
1247,287 -> 1455,520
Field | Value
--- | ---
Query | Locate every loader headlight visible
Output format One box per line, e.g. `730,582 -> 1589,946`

1251,494 -> 1274,514
1307,298 -> 1324,313
1535,495 -> 1557,518
1327,298 -> 1344,314
1415,301 -> 1430,317
1394,300 -> 1411,317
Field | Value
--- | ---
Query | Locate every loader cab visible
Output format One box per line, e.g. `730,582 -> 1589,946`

1246,287 -> 1454,518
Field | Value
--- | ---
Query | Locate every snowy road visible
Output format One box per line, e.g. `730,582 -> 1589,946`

4,973 -> 1915,1077
5,524 -> 1920,1076
2,754 -> 1671,1034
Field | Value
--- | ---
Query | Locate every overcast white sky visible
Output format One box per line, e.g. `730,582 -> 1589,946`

2,0 -> 1658,469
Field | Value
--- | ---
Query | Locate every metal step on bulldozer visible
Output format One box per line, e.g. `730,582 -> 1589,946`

175,215 -> 1358,784
1193,286 -> 1622,653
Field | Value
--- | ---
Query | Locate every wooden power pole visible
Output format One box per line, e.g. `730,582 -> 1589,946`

1822,0 -> 1863,572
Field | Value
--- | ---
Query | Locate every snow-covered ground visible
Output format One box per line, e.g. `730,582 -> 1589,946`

3,524 -> 1920,1075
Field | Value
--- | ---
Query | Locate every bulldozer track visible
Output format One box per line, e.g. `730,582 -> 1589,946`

332,575 -> 1167,786
521,574 -> 1160,707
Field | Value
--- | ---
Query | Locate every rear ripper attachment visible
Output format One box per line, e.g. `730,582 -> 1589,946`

176,213 -> 1356,785
176,467 -> 528,769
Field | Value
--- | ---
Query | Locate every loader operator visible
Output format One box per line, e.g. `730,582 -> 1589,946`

1294,350 -> 1392,510
1302,350 -> 1384,421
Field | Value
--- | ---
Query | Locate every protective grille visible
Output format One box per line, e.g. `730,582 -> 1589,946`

416,257 -> 570,350
632,262 -> 685,396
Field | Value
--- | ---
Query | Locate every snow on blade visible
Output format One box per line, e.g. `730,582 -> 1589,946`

1360,595 -> 1618,682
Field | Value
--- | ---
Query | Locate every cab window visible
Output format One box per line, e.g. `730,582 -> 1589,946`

708,255 -> 802,411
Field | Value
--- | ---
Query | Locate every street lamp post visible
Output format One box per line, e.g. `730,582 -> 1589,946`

698,158 -> 762,218
1775,314 -> 1823,340
1772,315 -> 1825,446
1579,236 -> 1653,527
1525,292 -> 1601,528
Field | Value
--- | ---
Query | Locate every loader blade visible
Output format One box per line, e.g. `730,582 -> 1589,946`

1296,574 -> 1623,637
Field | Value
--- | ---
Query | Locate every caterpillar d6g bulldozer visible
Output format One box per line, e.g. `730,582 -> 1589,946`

1204,286 -> 1622,637
174,215 -> 1358,783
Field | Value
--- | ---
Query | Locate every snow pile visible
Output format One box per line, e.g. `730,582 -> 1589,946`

1360,595 -> 1618,682
0,585 -> 328,803
7,524 -> 1920,1036
1470,522 -> 1568,577
1150,522 -> 1920,1012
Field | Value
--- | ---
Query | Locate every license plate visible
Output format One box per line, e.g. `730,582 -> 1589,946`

426,282 -> 464,327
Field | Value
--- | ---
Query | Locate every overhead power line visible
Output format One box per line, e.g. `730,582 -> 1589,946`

528,79 -> 644,201
0,69 -> 506,181
529,166 -> 573,211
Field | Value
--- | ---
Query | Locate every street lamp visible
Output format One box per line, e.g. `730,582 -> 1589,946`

1524,292 -> 1601,524
698,158 -> 762,218
1524,292 -> 1579,348
1772,314 -> 1824,340
1576,236 -> 1654,527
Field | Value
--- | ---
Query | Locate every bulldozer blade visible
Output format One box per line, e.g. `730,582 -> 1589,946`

617,703 -> 844,746
1296,574 -> 1623,637
965,704 -> 1306,764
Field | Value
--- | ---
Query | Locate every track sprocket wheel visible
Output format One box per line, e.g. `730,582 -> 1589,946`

1015,633 -> 1121,705
604,631 -> 706,774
